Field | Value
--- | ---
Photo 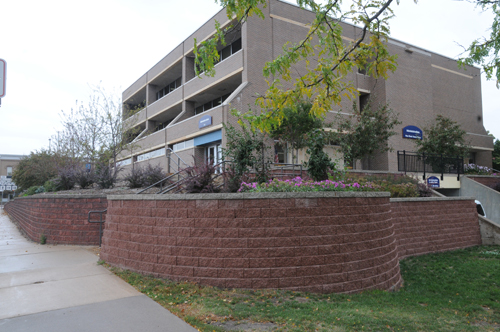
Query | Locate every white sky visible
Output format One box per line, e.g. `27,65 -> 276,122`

0,0 -> 498,155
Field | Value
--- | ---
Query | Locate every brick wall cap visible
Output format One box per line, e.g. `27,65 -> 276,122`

390,197 -> 475,202
12,194 -> 107,200
108,191 -> 390,201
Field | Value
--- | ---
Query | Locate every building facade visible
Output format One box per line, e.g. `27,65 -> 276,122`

0,154 -> 22,203
118,0 -> 493,174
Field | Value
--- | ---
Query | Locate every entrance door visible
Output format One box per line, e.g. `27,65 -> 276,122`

206,143 -> 222,165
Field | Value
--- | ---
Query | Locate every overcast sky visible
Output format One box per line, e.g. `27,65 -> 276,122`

1,0 -> 498,155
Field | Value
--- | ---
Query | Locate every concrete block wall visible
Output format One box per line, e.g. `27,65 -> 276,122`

391,197 -> 481,259
101,192 -> 402,294
4,196 -> 107,245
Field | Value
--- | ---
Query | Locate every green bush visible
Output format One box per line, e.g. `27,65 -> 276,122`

43,179 -> 58,192
23,186 -> 41,196
95,163 -> 117,189
12,150 -> 59,190
75,168 -> 95,189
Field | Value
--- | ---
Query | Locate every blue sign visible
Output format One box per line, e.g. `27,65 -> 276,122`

198,115 -> 212,129
427,176 -> 440,188
402,125 -> 423,140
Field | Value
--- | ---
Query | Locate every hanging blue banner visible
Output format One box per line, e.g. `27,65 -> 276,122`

402,125 -> 423,140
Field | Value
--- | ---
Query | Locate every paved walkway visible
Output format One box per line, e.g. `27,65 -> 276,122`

0,210 -> 197,332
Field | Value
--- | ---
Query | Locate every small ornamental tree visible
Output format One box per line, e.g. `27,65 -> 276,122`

223,113 -> 270,187
269,101 -> 323,163
335,100 -> 400,168
415,115 -> 469,158
305,129 -> 336,181
415,115 -> 469,173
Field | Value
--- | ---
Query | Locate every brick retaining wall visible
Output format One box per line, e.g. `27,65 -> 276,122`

101,192 -> 402,293
468,175 -> 500,188
4,195 -> 107,245
391,198 -> 482,259
5,192 -> 481,294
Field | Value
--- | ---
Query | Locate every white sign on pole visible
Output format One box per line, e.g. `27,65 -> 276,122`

0,59 -> 6,98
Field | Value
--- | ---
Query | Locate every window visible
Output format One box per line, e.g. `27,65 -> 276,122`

194,38 -> 242,73
156,76 -> 182,101
155,120 -> 172,132
116,159 -> 132,167
194,93 -> 232,115
359,93 -> 370,112
137,148 -> 166,162
274,142 -> 287,164
173,139 -> 194,152
6,167 -> 12,178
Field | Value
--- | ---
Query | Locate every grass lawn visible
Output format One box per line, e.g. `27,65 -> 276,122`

110,246 -> 500,331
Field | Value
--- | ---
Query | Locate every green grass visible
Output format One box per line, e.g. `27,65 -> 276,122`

110,246 -> 500,331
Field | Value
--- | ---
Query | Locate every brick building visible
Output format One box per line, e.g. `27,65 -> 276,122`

118,0 -> 493,174
0,154 -> 22,203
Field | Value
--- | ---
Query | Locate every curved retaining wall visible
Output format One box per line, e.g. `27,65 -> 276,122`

101,192 -> 402,293
4,195 -> 107,245
391,197 -> 482,259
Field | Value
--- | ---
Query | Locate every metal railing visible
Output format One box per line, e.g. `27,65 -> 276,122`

268,163 -> 305,179
166,148 -> 189,174
88,209 -> 107,247
397,150 -> 464,180
136,161 -> 307,195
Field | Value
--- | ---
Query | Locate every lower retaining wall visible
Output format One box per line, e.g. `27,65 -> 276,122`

468,175 -> 500,188
391,198 -> 482,259
4,195 -> 107,245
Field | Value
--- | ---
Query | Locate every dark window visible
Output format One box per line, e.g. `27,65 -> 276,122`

204,101 -> 213,111
221,93 -> 231,102
156,76 -> 182,101
213,98 -> 222,107
232,38 -> 242,53
221,46 -> 231,61
359,93 -> 370,112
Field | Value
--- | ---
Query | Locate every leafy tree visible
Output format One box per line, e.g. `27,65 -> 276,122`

196,0 -> 500,134
459,0 -> 500,87
222,113 -> 270,187
305,129 -> 336,181
334,100 -> 401,168
195,0 -> 401,130
12,150 -> 70,190
50,85 -> 142,182
492,138 -> 500,170
415,115 -> 469,158
269,101 -> 323,163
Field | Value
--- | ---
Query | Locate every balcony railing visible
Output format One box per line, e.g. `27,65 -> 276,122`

397,150 -> 463,181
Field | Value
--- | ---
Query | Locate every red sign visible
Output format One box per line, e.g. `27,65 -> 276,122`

0,59 -> 5,98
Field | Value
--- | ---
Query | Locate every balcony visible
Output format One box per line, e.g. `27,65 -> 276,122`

133,128 -> 167,153
147,87 -> 183,119
124,107 -> 147,129
184,50 -> 243,100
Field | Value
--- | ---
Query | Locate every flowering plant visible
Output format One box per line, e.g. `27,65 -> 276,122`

464,164 -> 495,175
238,177 -> 375,193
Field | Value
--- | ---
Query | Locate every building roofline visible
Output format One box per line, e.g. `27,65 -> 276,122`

124,0 -> 480,95
274,0 -> 481,70
0,154 -> 25,160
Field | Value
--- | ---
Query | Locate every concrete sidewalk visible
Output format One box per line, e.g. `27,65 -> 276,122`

0,211 -> 197,332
